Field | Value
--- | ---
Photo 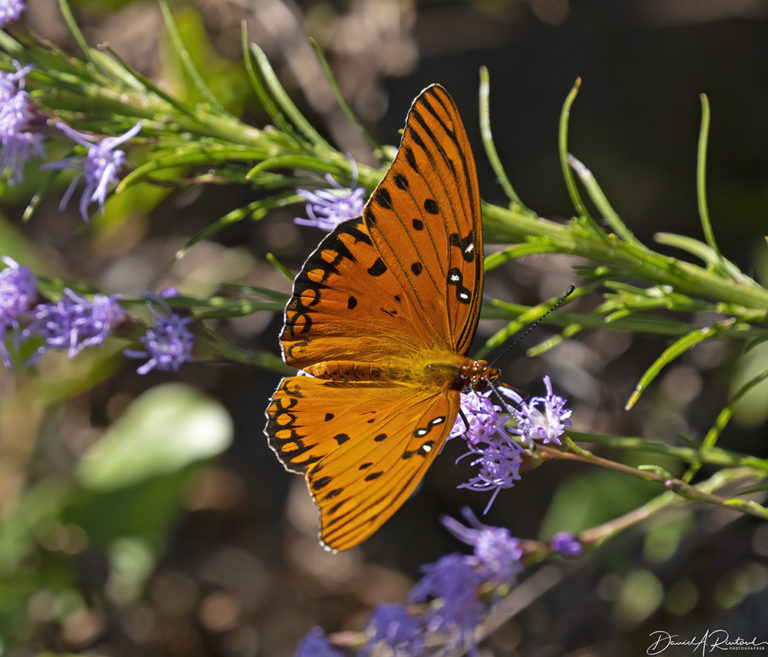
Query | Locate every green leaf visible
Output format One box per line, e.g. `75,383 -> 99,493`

568,154 -> 644,248
478,66 -> 528,211
77,383 -> 232,492
309,37 -> 381,152
250,44 -> 332,150
159,0 -> 226,112
540,470 -> 656,538
696,94 -> 720,258
626,321 -> 733,410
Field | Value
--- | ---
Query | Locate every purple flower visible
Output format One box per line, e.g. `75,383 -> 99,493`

511,375 -> 572,445
451,378 -> 572,512
550,531 -> 583,557
0,63 -> 44,185
43,121 -> 142,221
409,553 -> 485,653
294,627 -> 344,657
0,0 -> 24,28
0,256 -> 36,367
123,300 -> 194,375
362,603 -> 425,656
442,509 -> 524,585
453,389 -> 525,512
449,388 -> 509,445
295,160 -> 365,232
24,289 -> 124,364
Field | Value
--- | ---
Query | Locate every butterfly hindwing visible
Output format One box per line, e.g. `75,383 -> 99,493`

363,83 -> 484,355
266,375 -> 460,551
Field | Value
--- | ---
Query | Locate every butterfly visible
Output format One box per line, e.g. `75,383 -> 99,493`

265,83 -> 499,552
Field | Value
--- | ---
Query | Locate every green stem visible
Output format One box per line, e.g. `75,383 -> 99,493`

569,430 -> 768,473
537,444 -> 768,520
482,202 -> 768,310
579,466 -> 759,547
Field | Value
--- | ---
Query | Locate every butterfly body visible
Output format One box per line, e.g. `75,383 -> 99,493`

266,84 -> 491,551
303,353 -> 497,390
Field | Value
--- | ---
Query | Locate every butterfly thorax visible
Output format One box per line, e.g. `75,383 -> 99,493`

458,359 -> 499,391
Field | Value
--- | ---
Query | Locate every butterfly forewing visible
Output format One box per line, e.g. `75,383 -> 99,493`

363,84 -> 484,354
280,217 -> 435,369
266,375 -> 460,551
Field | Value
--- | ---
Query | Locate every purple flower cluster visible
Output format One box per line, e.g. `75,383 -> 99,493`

43,121 -> 142,222
295,162 -> 366,231
360,604 -> 424,656
0,0 -> 24,28
452,377 -> 572,512
442,508 -> 524,584
0,62 -> 44,185
512,376 -> 572,445
294,627 -> 344,657
24,288 -> 124,365
550,531 -> 583,557
0,259 -> 194,373
298,511 -> 526,656
123,296 -> 195,375
0,256 -> 36,366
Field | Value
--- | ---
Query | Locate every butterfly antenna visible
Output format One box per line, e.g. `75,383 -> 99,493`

489,283 -> 576,367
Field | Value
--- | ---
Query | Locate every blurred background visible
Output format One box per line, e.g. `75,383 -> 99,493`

1,0 -> 768,655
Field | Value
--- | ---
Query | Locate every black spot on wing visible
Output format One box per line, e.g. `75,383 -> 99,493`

313,476 -> 332,490
404,146 -> 419,173
410,262 -> 423,275
394,173 -> 409,190
364,471 -> 383,481
448,231 -> 475,262
447,268 -> 472,305
375,187 -> 392,209
367,258 -> 387,277
359,462 -> 373,470
424,199 -> 439,214
373,433 -> 387,442
413,415 -> 446,438
324,413 -> 334,421
334,433 -> 350,445
412,218 -> 424,230
403,440 -> 436,459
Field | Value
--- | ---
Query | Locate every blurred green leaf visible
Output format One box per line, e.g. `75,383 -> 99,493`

540,470 -> 656,538
731,341 -> 768,426
77,383 -> 233,491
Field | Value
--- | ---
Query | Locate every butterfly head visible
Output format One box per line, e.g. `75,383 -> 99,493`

461,359 -> 500,392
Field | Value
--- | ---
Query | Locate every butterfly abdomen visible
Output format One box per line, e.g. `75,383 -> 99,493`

304,360 -> 392,382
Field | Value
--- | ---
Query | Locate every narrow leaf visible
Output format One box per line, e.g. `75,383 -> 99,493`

159,0 -> 225,113
309,37 -> 381,151
479,67 -> 528,211
250,44 -> 333,150
626,322 -> 733,410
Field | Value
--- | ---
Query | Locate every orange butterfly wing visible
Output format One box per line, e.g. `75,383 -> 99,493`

364,84 -> 483,353
265,84 -> 483,551
266,376 -> 459,551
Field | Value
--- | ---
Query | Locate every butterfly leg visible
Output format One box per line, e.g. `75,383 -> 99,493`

458,407 -> 470,433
